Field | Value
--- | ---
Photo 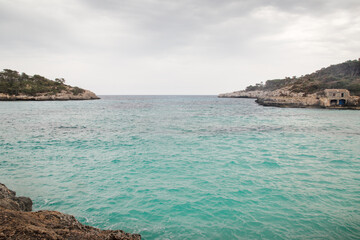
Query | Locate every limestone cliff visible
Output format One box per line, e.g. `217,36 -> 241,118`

218,59 -> 360,109
0,89 -> 99,101
219,88 -> 360,109
0,183 -> 140,240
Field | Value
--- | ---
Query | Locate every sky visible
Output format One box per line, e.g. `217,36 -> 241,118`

0,0 -> 359,95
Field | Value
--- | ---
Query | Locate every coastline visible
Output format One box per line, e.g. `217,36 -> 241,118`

0,90 -> 100,101
218,90 -> 360,110
0,183 -> 140,240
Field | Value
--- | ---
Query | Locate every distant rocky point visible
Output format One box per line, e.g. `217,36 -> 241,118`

0,69 -> 99,101
0,183 -> 141,240
219,58 -> 360,109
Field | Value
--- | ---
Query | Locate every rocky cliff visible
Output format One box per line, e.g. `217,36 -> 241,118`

218,87 -> 306,99
0,89 -> 100,101
218,59 -> 360,109
0,183 -> 141,240
218,88 -> 360,109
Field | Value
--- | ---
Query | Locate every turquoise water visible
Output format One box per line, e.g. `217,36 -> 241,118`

1,95 -> 360,239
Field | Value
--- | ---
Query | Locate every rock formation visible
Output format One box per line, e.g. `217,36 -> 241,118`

218,88 -> 360,109
218,58 -> 360,109
0,89 -> 100,101
0,183 -> 141,240
0,69 -> 100,101
218,88 -> 360,110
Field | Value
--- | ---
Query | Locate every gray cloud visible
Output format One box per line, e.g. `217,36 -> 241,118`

0,0 -> 359,94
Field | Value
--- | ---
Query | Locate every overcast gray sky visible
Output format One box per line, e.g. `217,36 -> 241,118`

0,0 -> 359,95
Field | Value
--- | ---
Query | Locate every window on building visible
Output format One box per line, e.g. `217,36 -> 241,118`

333,93 -> 336,96
341,93 -> 344,97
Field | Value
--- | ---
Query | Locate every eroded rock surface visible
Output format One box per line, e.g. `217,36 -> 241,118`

218,88 -> 360,109
0,183 -> 140,240
0,89 -> 100,101
0,183 -> 32,212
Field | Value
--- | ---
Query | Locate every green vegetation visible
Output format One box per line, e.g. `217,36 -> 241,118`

245,59 -> 360,96
71,87 -> 84,95
0,69 -> 85,96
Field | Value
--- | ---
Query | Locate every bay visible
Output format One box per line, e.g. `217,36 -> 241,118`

1,96 -> 360,239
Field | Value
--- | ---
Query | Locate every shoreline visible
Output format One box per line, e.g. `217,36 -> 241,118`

0,98 -> 100,101
218,90 -> 360,110
0,90 -> 100,101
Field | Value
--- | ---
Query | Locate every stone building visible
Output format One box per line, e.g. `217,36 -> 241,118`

324,89 -> 350,106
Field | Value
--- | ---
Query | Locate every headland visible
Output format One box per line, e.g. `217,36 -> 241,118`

0,69 -> 99,101
219,59 -> 360,109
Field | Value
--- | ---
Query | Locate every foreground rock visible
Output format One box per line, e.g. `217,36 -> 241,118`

0,183 -> 140,240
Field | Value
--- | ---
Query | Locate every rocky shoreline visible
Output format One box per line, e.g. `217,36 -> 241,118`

0,183 -> 140,240
0,89 -> 100,101
218,88 -> 360,109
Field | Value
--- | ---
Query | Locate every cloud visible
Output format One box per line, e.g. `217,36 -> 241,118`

0,0 -> 359,94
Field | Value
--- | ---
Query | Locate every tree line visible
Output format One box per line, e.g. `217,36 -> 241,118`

0,69 -> 84,96
245,59 -> 360,96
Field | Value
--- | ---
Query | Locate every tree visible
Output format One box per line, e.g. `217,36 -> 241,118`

55,78 -> 65,84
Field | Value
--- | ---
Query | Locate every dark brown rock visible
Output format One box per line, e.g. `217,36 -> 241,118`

0,183 -> 141,240
0,183 -> 32,212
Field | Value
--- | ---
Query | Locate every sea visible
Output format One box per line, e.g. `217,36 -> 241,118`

1,95 -> 360,239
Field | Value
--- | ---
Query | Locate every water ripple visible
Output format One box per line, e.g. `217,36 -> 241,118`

0,96 -> 360,239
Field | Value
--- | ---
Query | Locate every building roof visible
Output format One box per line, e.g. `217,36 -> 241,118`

324,89 -> 349,93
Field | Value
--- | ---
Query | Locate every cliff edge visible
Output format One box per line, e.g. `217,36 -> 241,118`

0,89 -> 99,101
0,183 -> 141,240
